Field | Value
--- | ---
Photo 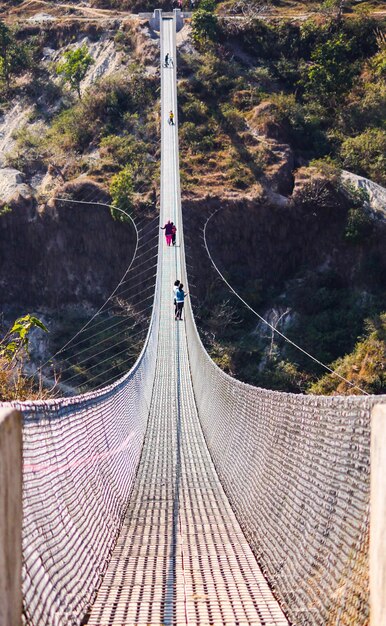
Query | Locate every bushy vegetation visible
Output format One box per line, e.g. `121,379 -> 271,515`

56,43 -> 94,99
6,66 -> 158,192
191,0 -> 219,47
0,21 -> 39,91
0,314 -> 49,401
187,175 -> 386,395
182,9 -> 386,394
309,313 -> 386,394
214,11 -> 386,182
178,50 -> 269,194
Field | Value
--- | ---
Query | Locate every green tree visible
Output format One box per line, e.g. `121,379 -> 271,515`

191,0 -> 218,48
56,44 -> 94,99
109,165 -> 134,221
0,21 -> 32,89
319,0 -> 346,25
305,33 -> 355,105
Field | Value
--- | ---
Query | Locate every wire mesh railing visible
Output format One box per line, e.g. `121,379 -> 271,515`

2,214 -> 162,625
183,275 -> 384,624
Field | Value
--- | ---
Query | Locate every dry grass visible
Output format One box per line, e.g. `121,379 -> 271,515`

0,358 -> 55,402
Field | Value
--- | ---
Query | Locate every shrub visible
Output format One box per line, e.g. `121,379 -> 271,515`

109,165 -> 134,220
309,157 -> 341,185
0,315 -> 49,401
220,103 -> 246,131
114,29 -> 134,52
56,43 -> 94,98
229,162 -> 255,189
191,0 -> 218,48
0,204 -> 11,217
345,206 -> 373,244
304,33 -> 358,105
308,313 -> 386,395
6,123 -> 48,172
48,106 -> 95,152
46,71 -> 156,155
0,21 -> 35,89
340,128 -> 386,185
181,99 -> 207,124
270,92 -> 303,126
100,134 -> 147,168
180,121 -> 218,154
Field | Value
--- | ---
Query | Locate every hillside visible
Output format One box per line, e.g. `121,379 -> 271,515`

0,1 -> 385,397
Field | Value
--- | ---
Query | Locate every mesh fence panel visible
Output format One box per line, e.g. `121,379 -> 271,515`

1,275 -> 160,626
184,296 -> 384,625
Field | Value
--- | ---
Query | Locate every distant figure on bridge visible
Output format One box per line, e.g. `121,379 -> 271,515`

173,279 -> 180,316
171,222 -> 177,246
164,53 -> 170,67
175,283 -> 188,320
169,110 -> 174,125
161,220 -> 173,246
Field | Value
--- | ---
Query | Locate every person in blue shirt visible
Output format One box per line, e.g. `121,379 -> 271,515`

173,279 -> 180,317
175,283 -> 188,320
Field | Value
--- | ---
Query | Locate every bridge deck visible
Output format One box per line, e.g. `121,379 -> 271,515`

87,16 -> 288,626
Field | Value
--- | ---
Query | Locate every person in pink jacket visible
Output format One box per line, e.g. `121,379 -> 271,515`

161,220 -> 173,246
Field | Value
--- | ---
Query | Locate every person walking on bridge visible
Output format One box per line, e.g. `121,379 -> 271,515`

169,110 -> 174,125
161,220 -> 173,246
164,53 -> 170,67
175,283 -> 188,320
173,279 -> 180,317
171,222 -> 177,246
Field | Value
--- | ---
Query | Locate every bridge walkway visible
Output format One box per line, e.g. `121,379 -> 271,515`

87,16 -> 288,626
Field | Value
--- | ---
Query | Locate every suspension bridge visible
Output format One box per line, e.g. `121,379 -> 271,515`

1,10 -> 386,626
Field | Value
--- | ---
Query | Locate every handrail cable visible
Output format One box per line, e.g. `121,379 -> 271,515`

53,265 -> 158,351
63,329 -> 148,374
62,343 -> 141,386
203,209 -> 370,396
55,281 -> 156,356
56,305 -> 154,377
37,197 -> 158,369
76,351 -> 145,389
64,333 -> 151,387
56,285 -> 156,356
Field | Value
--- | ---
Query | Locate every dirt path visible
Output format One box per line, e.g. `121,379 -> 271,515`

2,0 -> 385,22
0,0 -> 131,21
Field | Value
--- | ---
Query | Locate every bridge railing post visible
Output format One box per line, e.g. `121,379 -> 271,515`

150,9 -> 162,32
370,403 -> 386,626
173,9 -> 184,31
0,408 -> 22,626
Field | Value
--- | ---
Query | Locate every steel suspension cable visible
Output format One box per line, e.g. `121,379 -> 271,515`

38,197 -> 157,370
202,208 -> 369,396
57,291 -> 155,356
57,308 -> 153,377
